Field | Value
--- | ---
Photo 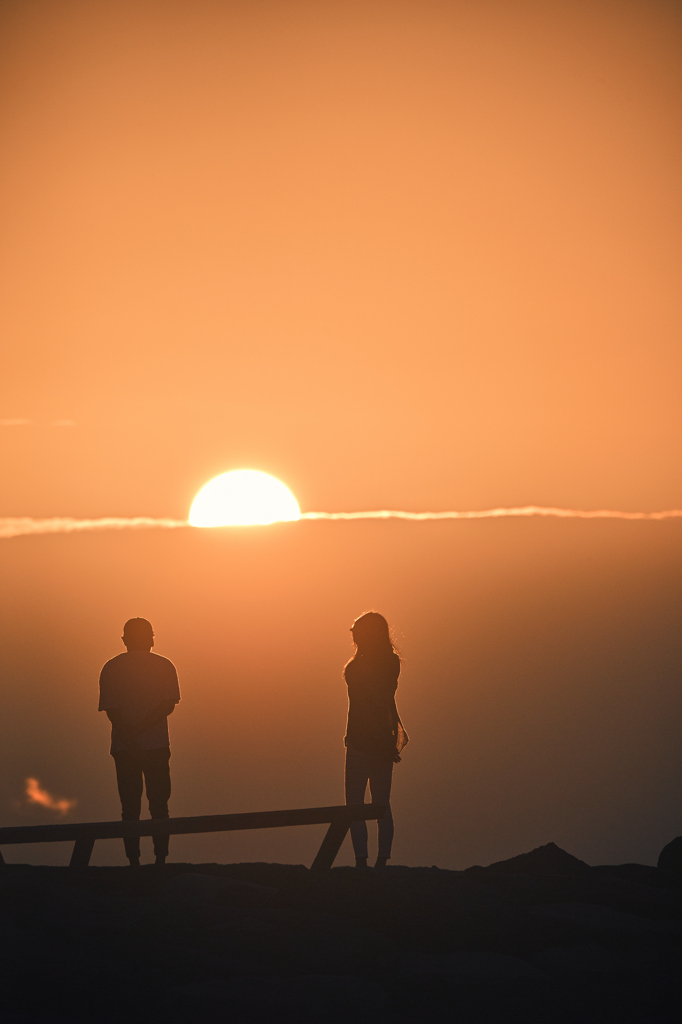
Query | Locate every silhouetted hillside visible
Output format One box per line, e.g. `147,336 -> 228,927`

0,844 -> 680,1023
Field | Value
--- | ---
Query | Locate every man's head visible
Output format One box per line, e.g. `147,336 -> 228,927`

122,617 -> 154,652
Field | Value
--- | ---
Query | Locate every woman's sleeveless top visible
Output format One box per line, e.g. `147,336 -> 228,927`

344,651 -> 408,763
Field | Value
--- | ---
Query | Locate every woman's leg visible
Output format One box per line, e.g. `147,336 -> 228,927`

344,747 -> 370,860
368,761 -> 394,859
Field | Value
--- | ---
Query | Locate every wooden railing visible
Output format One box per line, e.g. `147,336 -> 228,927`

0,803 -> 386,871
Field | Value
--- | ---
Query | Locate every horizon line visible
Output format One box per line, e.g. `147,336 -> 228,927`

1,505 -> 682,539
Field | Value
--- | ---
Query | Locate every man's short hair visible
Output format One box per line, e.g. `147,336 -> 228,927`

122,617 -> 154,644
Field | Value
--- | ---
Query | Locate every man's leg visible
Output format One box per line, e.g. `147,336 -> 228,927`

345,747 -> 370,864
142,747 -> 171,862
368,760 -> 394,864
112,752 -> 143,864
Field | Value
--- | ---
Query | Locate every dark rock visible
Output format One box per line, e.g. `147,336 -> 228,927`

530,902 -> 682,939
150,870 -> 280,927
50,883 -> 145,929
0,1014 -> 74,1023
160,871 -> 277,903
0,860 -> 680,1022
498,869 -> 682,920
657,835 -> 682,877
170,974 -> 388,1022
212,907 -> 394,966
399,950 -> 543,983
590,863 -> 662,886
533,942 -> 623,976
466,841 -> 589,877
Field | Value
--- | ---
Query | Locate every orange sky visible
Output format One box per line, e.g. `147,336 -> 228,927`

1,0 -> 680,518
0,0 -> 681,869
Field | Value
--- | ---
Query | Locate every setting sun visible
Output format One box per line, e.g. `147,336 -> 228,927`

188,470 -> 301,527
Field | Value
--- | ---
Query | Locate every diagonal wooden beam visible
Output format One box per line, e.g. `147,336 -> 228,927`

310,817 -> 351,872
311,804 -> 387,872
69,836 -> 95,870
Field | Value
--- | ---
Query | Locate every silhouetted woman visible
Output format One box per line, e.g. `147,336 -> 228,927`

344,612 -> 408,869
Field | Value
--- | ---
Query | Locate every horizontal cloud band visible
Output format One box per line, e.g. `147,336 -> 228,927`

0,517 -> 188,539
300,506 -> 682,522
1,506 -> 682,539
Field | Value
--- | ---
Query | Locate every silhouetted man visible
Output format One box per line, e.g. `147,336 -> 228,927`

98,618 -> 180,867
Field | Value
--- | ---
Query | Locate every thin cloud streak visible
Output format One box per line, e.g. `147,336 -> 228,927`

0,517 -> 188,539
2,507 -> 682,539
301,507 -> 682,522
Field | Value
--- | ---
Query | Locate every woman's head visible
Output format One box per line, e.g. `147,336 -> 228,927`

350,611 -> 395,655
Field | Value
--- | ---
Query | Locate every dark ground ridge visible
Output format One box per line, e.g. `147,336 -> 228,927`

1,841 -> 681,1024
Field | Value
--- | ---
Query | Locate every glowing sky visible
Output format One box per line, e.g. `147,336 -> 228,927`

0,1 -> 681,870
0,0 -> 680,521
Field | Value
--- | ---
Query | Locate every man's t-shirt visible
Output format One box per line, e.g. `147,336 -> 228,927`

98,651 -> 181,754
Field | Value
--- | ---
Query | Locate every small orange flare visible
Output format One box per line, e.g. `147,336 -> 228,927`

25,777 -> 76,815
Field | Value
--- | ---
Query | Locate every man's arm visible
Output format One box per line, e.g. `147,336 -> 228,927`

127,699 -> 178,739
105,708 -> 131,741
105,701 -> 176,741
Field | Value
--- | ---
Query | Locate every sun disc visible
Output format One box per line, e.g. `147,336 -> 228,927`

189,470 -> 301,527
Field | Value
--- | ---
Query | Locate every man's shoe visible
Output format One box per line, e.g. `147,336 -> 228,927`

154,856 -> 166,868
128,858 -> 141,869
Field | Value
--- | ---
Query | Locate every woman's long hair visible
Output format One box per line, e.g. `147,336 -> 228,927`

349,611 -> 398,660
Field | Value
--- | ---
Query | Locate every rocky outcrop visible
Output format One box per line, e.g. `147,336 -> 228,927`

657,835 -> 682,878
466,840 -> 589,876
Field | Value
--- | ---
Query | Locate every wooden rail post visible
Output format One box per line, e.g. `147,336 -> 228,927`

310,816 -> 351,872
69,836 -> 95,870
310,804 -> 387,872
